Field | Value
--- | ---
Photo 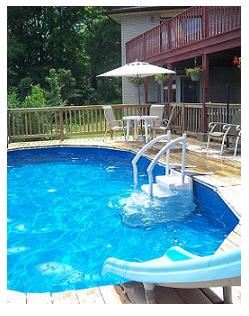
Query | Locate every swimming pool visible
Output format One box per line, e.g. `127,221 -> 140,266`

7,147 -> 239,293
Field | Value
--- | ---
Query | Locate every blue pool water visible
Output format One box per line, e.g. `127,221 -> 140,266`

7,147 -> 239,293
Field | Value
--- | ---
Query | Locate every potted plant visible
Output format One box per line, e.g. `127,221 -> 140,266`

129,76 -> 144,105
154,73 -> 169,85
233,56 -> 241,69
185,66 -> 204,81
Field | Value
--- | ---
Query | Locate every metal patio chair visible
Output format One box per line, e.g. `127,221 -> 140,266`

234,126 -> 241,156
148,104 -> 177,138
206,110 -> 241,155
102,106 -> 126,141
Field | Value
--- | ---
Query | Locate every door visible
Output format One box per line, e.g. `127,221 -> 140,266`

181,77 -> 200,102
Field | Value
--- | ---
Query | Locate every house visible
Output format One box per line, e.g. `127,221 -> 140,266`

108,6 -> 241,132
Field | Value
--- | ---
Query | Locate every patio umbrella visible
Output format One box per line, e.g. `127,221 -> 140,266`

97,60 -> 175,105
97,61 -> 175,140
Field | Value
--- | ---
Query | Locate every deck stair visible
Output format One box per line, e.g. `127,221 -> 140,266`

132,132 -> 193,198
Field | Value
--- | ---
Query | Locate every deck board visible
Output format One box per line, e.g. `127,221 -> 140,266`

51,290 -> 79,304
26,292 -> 52,304
6,290 -> 27,304
99,285 -> 123,304
76,288 -> 105,304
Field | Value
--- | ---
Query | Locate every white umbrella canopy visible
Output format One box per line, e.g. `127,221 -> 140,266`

97,61 -> 175,78
97,60 -> 175,106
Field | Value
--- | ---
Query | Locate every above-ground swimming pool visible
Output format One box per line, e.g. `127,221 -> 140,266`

7,147 -> 239,293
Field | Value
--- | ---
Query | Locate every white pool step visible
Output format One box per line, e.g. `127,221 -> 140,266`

141,174 -> 193,198
141,183 -> 175,198
156,175 -> 193,190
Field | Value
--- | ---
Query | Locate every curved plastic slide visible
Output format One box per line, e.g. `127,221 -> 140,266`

102,246 -> 241,288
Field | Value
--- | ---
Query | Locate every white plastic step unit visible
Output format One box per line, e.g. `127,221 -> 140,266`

156,174 -> 193,191
141,183 -> 176,198
141,173 -> 193,198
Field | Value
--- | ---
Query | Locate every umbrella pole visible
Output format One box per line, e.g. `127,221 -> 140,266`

138,84 -> 144,137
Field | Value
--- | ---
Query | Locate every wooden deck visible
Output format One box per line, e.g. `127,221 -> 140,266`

5,285 -> 226,304
7,136 -> 241,304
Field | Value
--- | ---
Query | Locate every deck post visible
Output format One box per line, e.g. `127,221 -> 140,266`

223,286 -> 233,304
203,6 -> 209,39
202,53 -> 209,133
59,108 -> 64,141
167,63 -> 173,104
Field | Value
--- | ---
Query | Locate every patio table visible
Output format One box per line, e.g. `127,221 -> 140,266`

122,115 -> 159,143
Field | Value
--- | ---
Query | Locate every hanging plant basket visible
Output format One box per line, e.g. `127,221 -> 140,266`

154,73 -> 169,86
190,73 -> 201,81
185,66 -> 204,81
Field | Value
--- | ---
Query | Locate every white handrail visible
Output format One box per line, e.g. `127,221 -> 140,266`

147,134 -> 187,196
132,131 -> 171,187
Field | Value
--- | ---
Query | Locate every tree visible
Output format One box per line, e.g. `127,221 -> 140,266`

22,84 -> 47,108
7,89 -> 21,108
7,6 -> 122,106
82,6 -> 121,104
45,69 -> 66,107
56,68 -> 78,103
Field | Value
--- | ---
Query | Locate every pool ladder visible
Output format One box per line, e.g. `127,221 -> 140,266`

132,131 -> 193,198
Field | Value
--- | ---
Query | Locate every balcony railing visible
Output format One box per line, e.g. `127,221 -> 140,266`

126,6 -> 241,63
8,103 -> 240,142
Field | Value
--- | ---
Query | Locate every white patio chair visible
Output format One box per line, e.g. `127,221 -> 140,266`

234,126 -> 241,157
102,106 -> 126,141
148,104 -> 177,138
206,110 -> 241,155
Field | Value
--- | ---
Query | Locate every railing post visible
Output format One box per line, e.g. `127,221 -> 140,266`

7,110 -> 11,145
168,22 -> 171,50
59,108 -> 64,141
142,33 -> 145,60
181,104 -> 185,133
203,6 -> 209,38
167,63 -> 173,104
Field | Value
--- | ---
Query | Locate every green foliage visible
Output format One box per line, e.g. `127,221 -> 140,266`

7,6 -> 121,107
129,76 -> 144,86
154,73 -> 169,83
7,89 -> 21,108
56,68 -> 77,102
45,69 -> 66,107
22,84 -> 47,108
17,77 -> 33,102
185,66 -> 203,77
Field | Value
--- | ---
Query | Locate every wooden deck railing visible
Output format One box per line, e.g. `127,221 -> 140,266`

170,102 -> 240,135
126,6 -> 241,63
8,103 -> 240,142
7,104 -> 150,142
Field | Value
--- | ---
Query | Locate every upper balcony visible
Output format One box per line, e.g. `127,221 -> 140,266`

126,6 -> 241,64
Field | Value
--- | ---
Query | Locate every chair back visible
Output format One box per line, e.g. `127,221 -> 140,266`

228,110 -> 241,136
231,110 -> 241,125
102,106 -> 117,128
165,104 -> 178,130
149,104 -> 165,126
